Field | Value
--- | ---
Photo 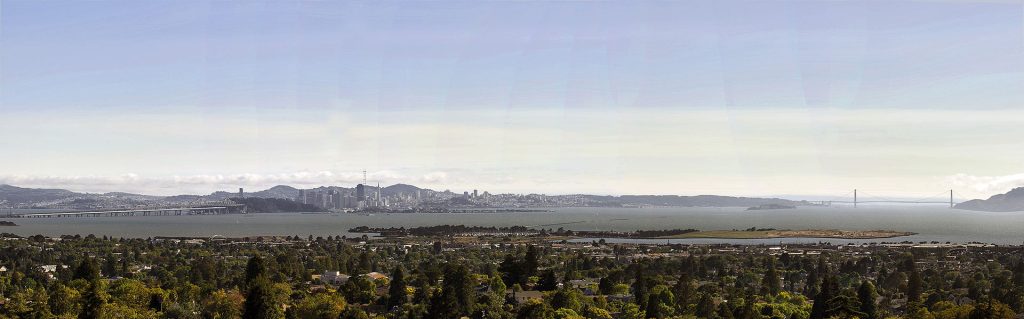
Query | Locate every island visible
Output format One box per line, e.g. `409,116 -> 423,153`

746,204 -> 796,210
0,221 -> 17,226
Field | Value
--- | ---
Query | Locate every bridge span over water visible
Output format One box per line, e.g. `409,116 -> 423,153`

813,189 -> 965,208
15,205 -> 246,218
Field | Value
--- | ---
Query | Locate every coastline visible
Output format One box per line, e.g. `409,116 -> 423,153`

651,229 -> 916,240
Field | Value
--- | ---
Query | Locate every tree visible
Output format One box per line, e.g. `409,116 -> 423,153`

810,275 -> 838,319
79,279 -> 106,319
426,286 -> 460,319
537,270 -> 559,291
517,299 -> 554,319
645,285 -> 675,319
523,245 -> 540,280
762,257 -> 781,296
549,287 -> 584,313
426,264 -> 475,319
489,275 -> 507,295
292,292 -> 346,319
49,283 -> 79,316
103,302 -> 156,319
203,289 -> 244,319
553,308 -> 584,319
246,256 -> 267,285
75,257 -> 101,281
386,266 -> 407,309
108,279 -> 150,306
337,308 -> 370,319
858,281 -> 879,319
908,269 -> 924,304
672,273 -> 696,312
598,277 -> 615,295
500,254 -> 522,287
243,277 -> 282,319
695,293 -> 715,318
340,276 -> 375,305
620,303 -> 647,319
632,266 -> 650,310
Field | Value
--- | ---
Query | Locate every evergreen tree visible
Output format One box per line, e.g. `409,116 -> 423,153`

809,275 -> 838,319
387,266 -> 407,309
598,277 -> 615,295
74,257 -> 101,281
537,270 -> 559,291
908,269 -> 924,304
522,245 -> 540,280
762,257 -> 781,296
243,277 -> 281,319
427,264 -> 474,318
695,294 -> 716,318
632,266 -> 650,311
672,273 -> 695,313
426,285 -> 460,319
246,256 -> 267,285
499,254 -> 521,287
858,280 -> 879,319
79,280 -> 105,319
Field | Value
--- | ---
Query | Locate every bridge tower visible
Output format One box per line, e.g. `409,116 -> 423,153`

854,189 -> 857,208
950,189 -> 954,209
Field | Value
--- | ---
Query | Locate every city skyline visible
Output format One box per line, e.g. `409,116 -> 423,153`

3,1 -> 1024,198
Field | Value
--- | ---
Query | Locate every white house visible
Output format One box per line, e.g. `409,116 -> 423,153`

321,271 -> 351,285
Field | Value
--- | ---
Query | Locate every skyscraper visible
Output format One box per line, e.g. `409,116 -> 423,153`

356,184 -> 366,209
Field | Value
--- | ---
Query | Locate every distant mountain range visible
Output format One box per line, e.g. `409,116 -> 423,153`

0,183 -> 808,209
955,187 -> 1024,212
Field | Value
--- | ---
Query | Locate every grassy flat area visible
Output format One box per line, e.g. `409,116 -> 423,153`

656,229 -> 915,239
659,230 -> 775,239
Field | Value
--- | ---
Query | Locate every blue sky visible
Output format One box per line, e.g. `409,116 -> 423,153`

2,1 -> 1023,197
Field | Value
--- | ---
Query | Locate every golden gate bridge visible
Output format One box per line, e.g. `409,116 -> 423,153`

813,189 -> 968,208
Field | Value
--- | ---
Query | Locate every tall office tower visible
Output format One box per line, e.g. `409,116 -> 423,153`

332,190 -> 342,210
297,189 -> 306,204
376,183 -> 381,206
239,188 -> 244,199
473,190 -> 478,198
356,184 -> 366,209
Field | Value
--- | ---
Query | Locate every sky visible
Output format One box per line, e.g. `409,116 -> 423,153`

1,0 -> 1023,199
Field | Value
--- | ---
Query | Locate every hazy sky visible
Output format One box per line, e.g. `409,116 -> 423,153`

2,1 -> 1023,198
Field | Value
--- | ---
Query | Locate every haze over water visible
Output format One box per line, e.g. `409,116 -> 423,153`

7,206 -> 1022,244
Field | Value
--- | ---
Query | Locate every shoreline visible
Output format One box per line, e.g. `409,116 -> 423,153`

647,229 -> 916,240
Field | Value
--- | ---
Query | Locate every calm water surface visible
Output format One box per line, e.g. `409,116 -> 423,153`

3,206 -> 1023,244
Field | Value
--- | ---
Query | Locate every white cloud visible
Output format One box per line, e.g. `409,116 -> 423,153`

0,170 -> 440,196
419,172 -> 449,184
946,173 -> 1024,197
4,108 -> 1024,197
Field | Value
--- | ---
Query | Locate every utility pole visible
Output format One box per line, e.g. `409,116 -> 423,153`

854,189 -> 857,208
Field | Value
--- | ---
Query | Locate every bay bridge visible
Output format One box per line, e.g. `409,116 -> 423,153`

13,203 -> 246,218
812,189 -> 966,208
